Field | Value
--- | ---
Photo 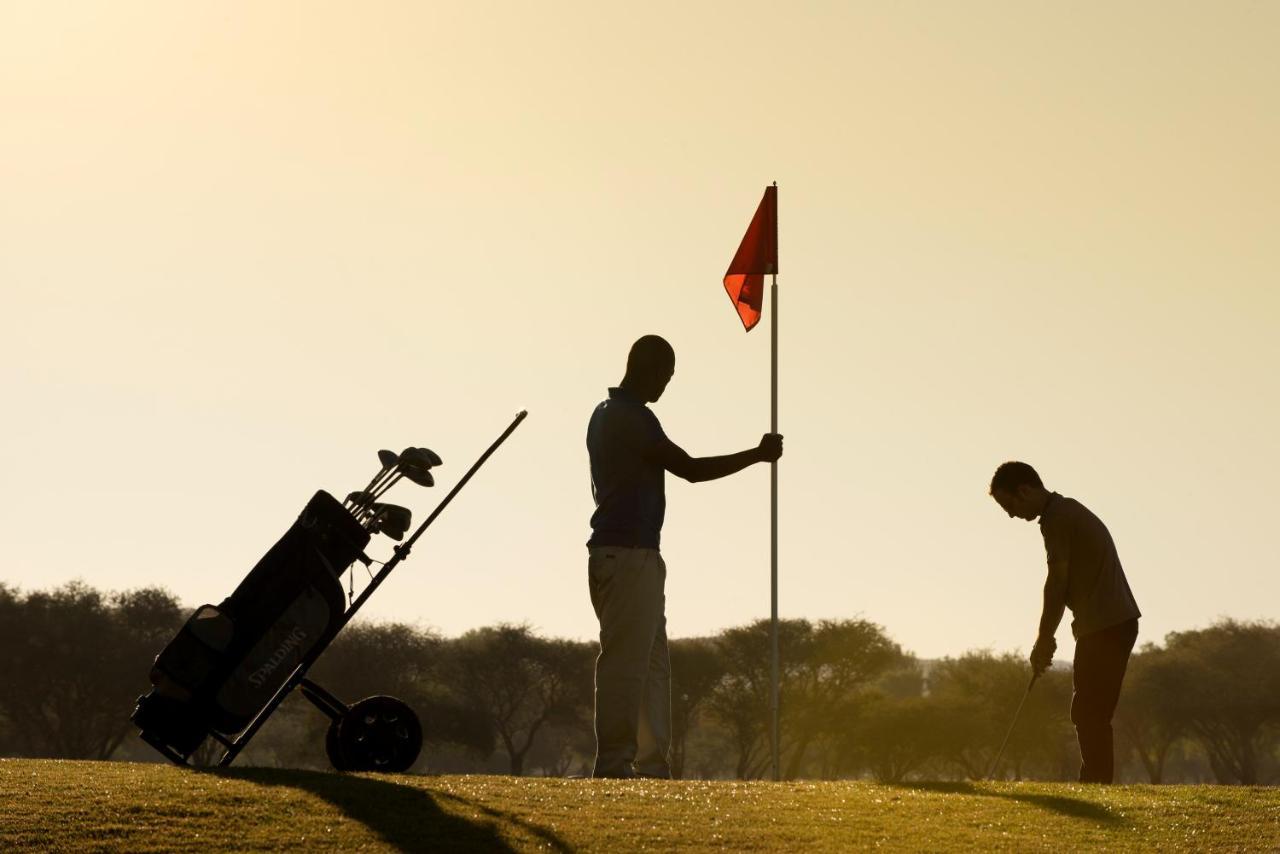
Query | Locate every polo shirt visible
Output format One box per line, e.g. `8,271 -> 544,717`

586,387 -> 673,549
1039,492 -> 1142,639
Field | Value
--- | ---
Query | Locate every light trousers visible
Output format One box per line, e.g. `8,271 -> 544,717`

587,546 -> 671,778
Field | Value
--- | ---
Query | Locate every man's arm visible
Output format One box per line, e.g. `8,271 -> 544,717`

653,434 -> 782,483
1031,525 -> 1070,674
1032,563 -> 1068,664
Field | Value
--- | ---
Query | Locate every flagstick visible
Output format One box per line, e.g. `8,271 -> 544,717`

770,271 -> 780,783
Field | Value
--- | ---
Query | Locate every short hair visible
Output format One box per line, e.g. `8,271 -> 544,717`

990,461 -> 1043,495
625,335 -> 675,376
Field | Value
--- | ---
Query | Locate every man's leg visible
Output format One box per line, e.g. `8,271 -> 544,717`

589,547 -> 665,778
634,558 -> 671,778
1071,618 -> 1139,783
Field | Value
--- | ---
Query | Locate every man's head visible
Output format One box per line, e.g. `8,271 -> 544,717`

990,461 -> 1050,521
621,335 -> 676,402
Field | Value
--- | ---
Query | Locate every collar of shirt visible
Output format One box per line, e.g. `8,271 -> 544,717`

1038,491 -> 1064,527
608,386 -> 644,405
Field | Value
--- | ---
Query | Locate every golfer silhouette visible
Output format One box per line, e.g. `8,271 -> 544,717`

585,334 -> 782,778
990,461 -> 1141,783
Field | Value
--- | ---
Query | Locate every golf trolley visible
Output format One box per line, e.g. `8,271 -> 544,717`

131,411 -> 526,772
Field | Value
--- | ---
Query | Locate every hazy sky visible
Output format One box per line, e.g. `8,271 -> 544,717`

3,2 -> 1277,659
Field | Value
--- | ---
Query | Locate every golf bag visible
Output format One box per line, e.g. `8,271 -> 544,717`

130,410 -> 527,771
132,491 -> 366,758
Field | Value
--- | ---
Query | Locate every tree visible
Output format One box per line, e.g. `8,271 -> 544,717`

708,618 -> 906,779
927,651 -> 1073,781
292,621 -> 494,770
843,694 -> 953,782
669,637 -> 726,779
708,619 -> 805,779
876,659 -> 926,700
445,625 -> 592,775
783,620 -> 908,779
819,660 -> 927,780
0,585 -> 18,756
1161,620 -> 1280,785
1114,645 -> 1188,783
522,720 -> 595,777
0,582 -> 184,759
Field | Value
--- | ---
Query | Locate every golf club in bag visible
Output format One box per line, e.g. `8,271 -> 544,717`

985,671 -> 1039,780
131,410 -> 527,772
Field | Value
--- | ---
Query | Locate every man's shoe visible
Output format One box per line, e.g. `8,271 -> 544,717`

592,768 -> 637,779
634,767 -> 672,780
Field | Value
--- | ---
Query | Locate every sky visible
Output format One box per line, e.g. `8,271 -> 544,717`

2,1 -> 1277,659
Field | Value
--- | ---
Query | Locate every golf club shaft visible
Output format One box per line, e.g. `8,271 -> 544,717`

351,463 -> 396,508
352,473 -> 397,518
353,468 -> 407,520
985,672 -> 1039,780
367,472 -> 404,505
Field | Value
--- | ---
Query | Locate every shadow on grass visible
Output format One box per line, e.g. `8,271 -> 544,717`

896,783 -> 1126,824
214,767 -> 572,853
430,788 -> 573,852
893,781 -> 1126,825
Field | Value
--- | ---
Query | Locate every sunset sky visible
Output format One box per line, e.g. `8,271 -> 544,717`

3,1 -> 1277,659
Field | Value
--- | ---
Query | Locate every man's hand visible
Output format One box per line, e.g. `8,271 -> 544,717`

1030,636 -> 1057,676
756,433 -> 783,463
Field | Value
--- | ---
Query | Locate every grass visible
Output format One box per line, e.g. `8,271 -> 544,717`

1,759 -> 1277,851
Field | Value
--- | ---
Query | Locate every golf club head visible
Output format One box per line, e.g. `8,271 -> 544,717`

373,522 -> 407,541
378,449 -> 399,469
414,447 -> 443,467
377,503 -> 412,528
398,447 -> 441,469
398,462 -> 434,488
367,503 -> 411,540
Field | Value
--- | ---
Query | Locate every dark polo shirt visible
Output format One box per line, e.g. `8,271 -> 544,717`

1039,493 -> 1141,639
586,387 -> 673,549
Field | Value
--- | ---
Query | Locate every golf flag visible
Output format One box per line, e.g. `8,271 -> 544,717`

723,185 -> 778,331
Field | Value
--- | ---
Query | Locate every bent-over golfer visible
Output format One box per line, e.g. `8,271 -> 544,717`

990,461 -> 1141,784
586,334 -> 782,779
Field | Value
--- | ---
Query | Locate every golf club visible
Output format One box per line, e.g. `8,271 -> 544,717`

367,463 -> 434,507
351,447 -> 441,519
358,450 -> 403,505
353,468 -> 426,523
347,451 -> 399,514
985,671 -> 1039,780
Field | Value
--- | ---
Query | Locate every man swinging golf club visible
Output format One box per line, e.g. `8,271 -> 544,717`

990,461 -> 1141,784
586,334 -> 782,779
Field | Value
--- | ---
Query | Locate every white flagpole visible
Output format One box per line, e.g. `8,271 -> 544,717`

770,267 -> 780,782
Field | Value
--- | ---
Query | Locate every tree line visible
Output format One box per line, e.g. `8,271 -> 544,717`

1,581 -> 1276,783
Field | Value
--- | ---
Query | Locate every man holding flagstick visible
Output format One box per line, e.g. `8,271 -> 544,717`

586,334 -> 783,779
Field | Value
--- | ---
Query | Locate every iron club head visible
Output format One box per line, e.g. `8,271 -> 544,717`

366,503 -> 412,540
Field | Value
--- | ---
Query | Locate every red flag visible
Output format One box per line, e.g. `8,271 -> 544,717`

723,185 -> 778,331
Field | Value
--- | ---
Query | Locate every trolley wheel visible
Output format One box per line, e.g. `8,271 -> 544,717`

334,695 -> 422,773
325,719 -> 349,771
